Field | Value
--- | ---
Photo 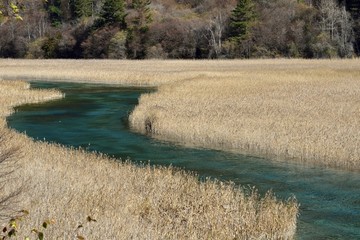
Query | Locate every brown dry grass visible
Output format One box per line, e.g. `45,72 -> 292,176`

128,59 -> 360,170
0,79 -> 298,238
1,58 -> 358,238
0,59 -> 206,86
1,58 -> 359,86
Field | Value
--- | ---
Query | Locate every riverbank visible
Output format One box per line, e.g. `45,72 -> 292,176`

1,58 -> 358,237
1,59 -> 359,171
128,59 -> 360,170
0,80 -> 298,238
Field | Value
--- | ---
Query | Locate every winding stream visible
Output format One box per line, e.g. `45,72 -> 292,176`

7,82 -> 360,239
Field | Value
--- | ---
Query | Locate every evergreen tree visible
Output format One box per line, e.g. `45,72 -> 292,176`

343,0 -> 360,54
97,0 -> 126,28
127,0 -> 152,58
228,0 -> 256,42
45,0 -> 63,27
75,0 -> 94,18
132,0 -> 152,29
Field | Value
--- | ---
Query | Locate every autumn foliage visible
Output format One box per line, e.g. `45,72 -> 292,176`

0,0 -> 359,59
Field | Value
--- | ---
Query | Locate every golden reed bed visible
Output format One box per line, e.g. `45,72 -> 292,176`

127,59 -> 360,171
1,58 -> 359,238
0,79 -> 298,237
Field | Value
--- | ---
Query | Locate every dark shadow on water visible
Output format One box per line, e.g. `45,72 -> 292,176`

6,81 -> 360,240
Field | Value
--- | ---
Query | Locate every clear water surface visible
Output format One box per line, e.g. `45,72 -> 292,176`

7,82 -> 360,239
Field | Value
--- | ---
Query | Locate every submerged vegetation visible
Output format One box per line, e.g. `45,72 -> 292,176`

0,78 -> 299,238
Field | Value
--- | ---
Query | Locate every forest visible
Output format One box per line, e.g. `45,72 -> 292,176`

0,0 -> 359,59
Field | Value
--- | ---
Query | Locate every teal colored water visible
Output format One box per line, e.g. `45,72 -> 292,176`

7,82 -> 360,239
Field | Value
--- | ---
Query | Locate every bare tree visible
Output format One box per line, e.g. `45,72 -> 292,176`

337,5 -> 354,57
24,0 -> 49,39
318,0 -> 353,57
202,0 -> 234,58
206,11 -> 227,58
253,0 -> 299,57
319,0 -> 340,41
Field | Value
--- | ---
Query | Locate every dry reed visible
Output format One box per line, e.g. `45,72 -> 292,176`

129,59 -> 360,170
0,79 -> 298,238
1,58 -> 359,86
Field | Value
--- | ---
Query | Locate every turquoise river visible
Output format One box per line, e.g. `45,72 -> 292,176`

6,82 -> 360,239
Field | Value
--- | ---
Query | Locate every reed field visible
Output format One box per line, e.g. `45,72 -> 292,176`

128,59 -> 360,170
0,80 -> 299,238
0,58 -> 359,238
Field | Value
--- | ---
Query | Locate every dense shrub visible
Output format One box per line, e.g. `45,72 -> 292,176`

26,38 -> 46,59
81,26 -> 118,58
108,30 -> 127,59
